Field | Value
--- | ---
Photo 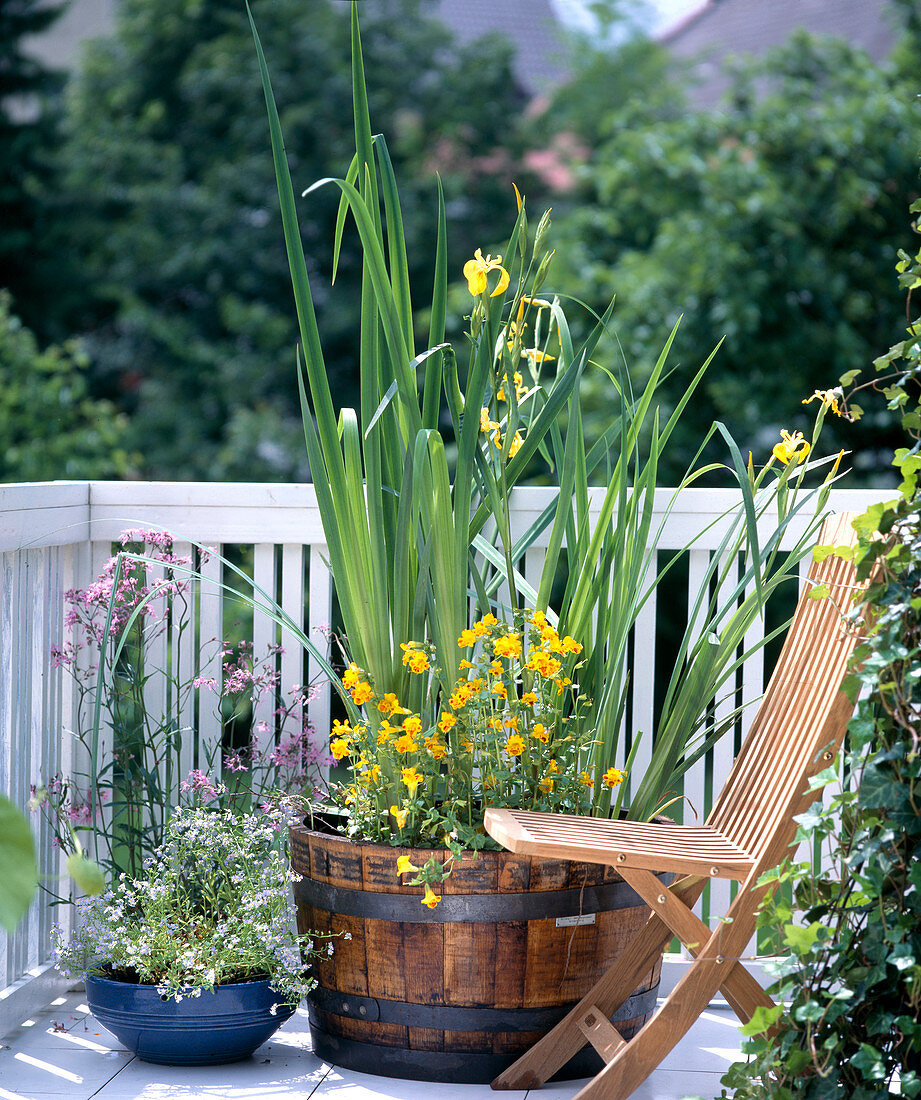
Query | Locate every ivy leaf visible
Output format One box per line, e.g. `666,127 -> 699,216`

738,1003 -> 784,1036
850,1042 -> 886,1080
0,795 -> 38,932
783,921 -> 825,954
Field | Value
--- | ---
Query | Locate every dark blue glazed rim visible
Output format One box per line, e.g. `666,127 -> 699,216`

85,971 -> 296,1065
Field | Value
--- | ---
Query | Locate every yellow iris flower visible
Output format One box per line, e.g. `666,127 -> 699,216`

463,249 -> 509,298
772,429 -> 811,466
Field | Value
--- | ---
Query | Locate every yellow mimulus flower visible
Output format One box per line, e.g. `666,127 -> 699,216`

394,733 -> 418,754
457,628 -> 477,648
508,431 -> 524,458
538,776 -> 554,793
579,770 -> 594,788
350,681 -> 374,706
504,733 -> 525,756
396,855 -> 420,875
772,429 -> 811,466
463,249 -> 510,298
422,883 -> 441,908
390,804 -> 409,828
531,723 -> 548,743
493,633 -> 522,659
401,767 -> 423,794
330,737 -> 350,760
377,692 -> 405,715
603,767 -> 625,788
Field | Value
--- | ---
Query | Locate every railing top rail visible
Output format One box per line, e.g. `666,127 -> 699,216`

0,483 -> 91,552
0,481 -> 894,553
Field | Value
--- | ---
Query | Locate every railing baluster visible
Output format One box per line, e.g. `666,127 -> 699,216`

279,544 -> 305,750
251,542 -> 277,757
307,546 -> 332,766
196,548 -> 223,776
169,541 -> 196,797
630,551 -> 657,798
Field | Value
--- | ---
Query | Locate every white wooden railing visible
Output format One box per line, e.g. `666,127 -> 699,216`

0,480 -> 891,1035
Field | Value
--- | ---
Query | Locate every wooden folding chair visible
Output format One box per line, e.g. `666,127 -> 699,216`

485,513 -> 865,1099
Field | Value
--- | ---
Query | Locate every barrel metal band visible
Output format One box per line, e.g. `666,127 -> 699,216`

307,984 -> 658,1032
293,872 -> 671,923
309,1023 -> 637,1083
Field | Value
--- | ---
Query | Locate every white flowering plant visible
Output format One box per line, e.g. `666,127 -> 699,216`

54,805 -> 334,1004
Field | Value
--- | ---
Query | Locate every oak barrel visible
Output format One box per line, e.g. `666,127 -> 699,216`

290,823 -> 667,1083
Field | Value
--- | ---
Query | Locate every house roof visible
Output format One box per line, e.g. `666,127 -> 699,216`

659,0 -> 901,108
432,0 -> 569,97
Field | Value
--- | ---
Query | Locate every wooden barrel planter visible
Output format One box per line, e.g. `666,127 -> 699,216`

290,822 -> 669,1083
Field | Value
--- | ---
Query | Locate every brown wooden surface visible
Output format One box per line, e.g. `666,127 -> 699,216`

484,513 -> 867,1098
291,828 -> 663,1059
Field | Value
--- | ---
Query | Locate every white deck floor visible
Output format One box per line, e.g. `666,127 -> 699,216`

0,992 -> 742,1100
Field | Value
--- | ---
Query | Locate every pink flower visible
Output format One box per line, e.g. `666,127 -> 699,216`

179,769 -> 219,799
223,751 -> 250,774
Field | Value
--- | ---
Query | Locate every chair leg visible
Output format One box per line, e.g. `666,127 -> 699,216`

491,878 -> 707,1091
571,954 -> 729,1100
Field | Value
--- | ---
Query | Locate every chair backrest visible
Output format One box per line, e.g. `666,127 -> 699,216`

708,513 -> 864,859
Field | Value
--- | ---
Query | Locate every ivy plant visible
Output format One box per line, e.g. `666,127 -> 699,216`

718,202 -> 921,1097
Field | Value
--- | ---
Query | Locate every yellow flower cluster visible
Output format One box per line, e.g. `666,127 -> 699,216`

327,611 -> 623,906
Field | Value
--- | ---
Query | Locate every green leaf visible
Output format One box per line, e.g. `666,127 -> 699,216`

738,1003 -> 784,1036
0,794 -> 38,931
783,921 -> 825,954
67,853 -> 107,896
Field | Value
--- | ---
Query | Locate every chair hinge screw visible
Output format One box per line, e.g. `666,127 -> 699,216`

716,955 -> 724,964
657,894 -> 666,904
617,853 -> 626,863
710,866 -> 719,876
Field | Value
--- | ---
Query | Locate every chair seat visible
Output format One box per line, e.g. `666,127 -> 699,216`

484,807 -> 756,881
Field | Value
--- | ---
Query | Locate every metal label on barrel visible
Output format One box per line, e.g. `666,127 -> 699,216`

555,913 -> 596,928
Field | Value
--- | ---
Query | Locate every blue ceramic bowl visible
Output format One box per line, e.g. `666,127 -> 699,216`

85,971 -> 297,1065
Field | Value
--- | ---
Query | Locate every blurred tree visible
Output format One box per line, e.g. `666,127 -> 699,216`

549,24 -> 921,482
0,291 -> 137,481
57,0 -> 528,480
0,0 -> 80,344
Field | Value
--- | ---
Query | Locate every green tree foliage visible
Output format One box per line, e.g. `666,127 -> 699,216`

0,292 -> 136,481
57,0 -> 527,480
551,26 -> 921,481
718,191 -> 921,1100
0,0 -> 77,343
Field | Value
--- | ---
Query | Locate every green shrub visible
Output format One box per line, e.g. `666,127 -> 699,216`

0,290 -> 137,481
